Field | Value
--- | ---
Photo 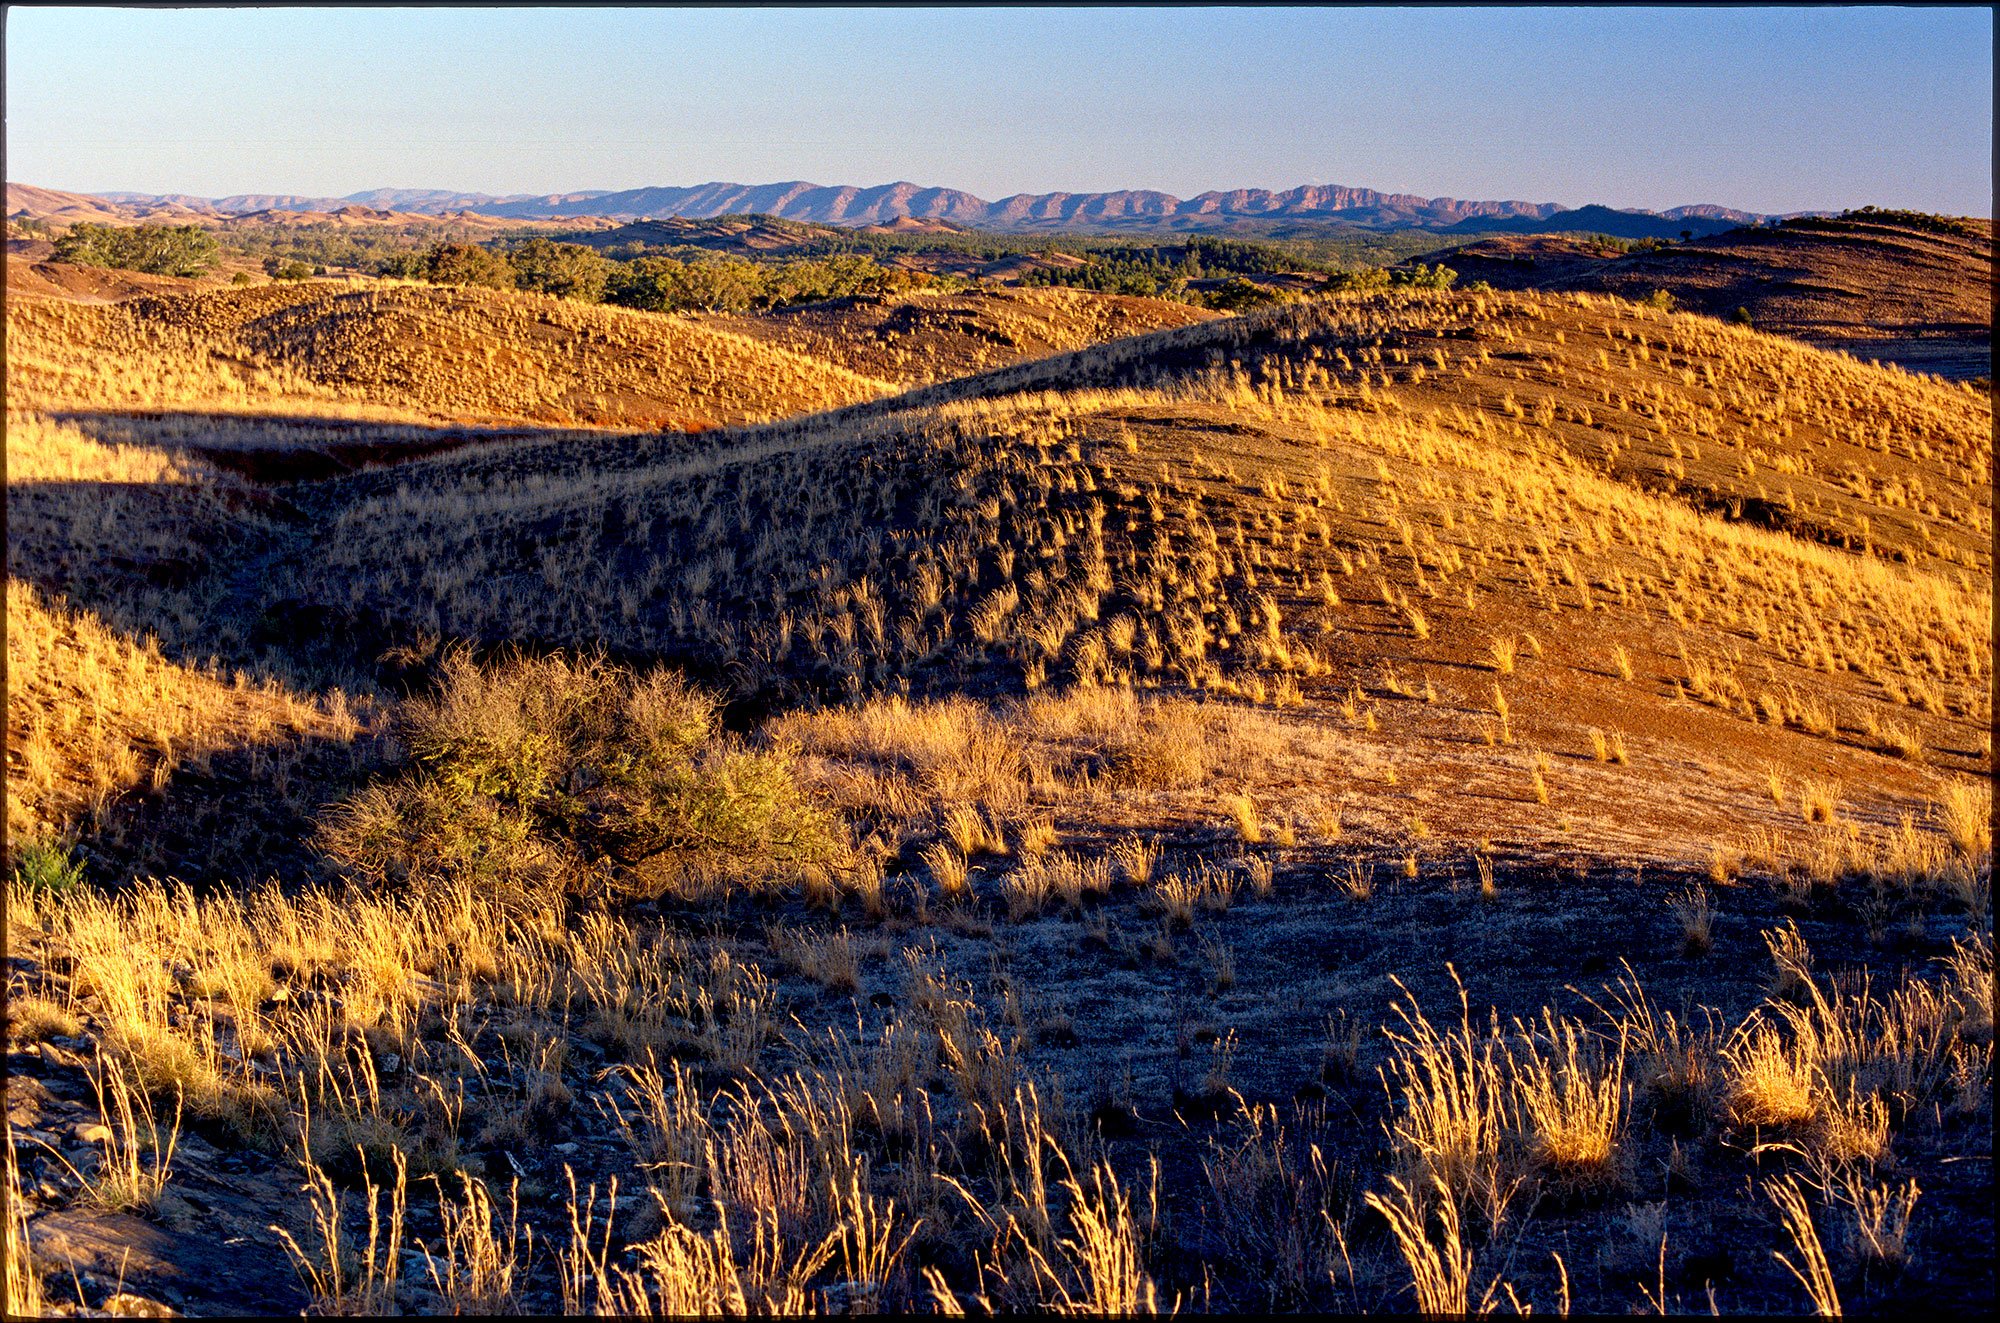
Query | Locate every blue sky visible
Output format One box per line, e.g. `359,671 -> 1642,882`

5,6 -> 1991,214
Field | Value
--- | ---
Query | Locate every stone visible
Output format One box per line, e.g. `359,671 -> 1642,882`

101,1291 -> 178,1318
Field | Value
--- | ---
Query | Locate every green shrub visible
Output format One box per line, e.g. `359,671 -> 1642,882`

1642,288 -> 1677,313
1200,277 -> 1296,312
320,651 -> 843,904
1321,262 -> 1456,296
11,839 -> 86,896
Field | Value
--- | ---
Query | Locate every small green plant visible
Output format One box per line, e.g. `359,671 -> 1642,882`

11,840 -> 85,897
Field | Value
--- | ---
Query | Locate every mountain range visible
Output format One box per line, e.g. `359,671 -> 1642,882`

15,179 -> 1796,237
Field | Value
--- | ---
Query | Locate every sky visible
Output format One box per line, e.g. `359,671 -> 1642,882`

5,6 -> 1992,214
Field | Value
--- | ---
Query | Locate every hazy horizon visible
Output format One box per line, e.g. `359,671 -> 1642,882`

6,6 -> 1993,216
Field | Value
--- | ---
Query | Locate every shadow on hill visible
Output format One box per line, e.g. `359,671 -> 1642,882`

45,408 -> 635,483
72,722 -> 392,890
6,403 -> 812,880
9,408 -> 734,693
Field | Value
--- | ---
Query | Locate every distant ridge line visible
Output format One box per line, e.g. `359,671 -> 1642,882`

18,178 -> 1797,234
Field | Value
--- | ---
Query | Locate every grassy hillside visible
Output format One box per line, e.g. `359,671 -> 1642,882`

6,278 -> 895,429
285,289 -> 1989,687
1425,214 -> 1993,378
6,283 -> 1991,1316
699,285 -> 1216,384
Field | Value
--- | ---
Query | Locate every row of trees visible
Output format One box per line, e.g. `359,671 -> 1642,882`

34,217 -> 1454,312
50,222 -> 220,276
1321,262 -> 1460,293
222,220 -> 508,273
1027,256 -> 1458,308
1018,238 -> 1454,310
1021,257 -> 1305,309
375,240 -> 942,313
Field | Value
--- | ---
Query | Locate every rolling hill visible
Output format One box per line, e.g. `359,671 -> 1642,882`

16,279 -> 1987,871
204,289 -> 1990,866
5,279 -> 896,430
1422,213 -> 1993,378
696,286 -> 1218,385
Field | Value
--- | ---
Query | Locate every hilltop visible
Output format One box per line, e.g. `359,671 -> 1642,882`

1422,213 -> 1994,378
697,285 -> 1217,385
5,279 -> 895,432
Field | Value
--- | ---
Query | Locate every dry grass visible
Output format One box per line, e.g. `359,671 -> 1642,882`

6,280 -> 892,428
1770,1176 -> 1842,1317
6,275 -> 1992,1315
5,1130 -> 47,1318
1366,1175 -> 1474,1316
4,579 -> 361,858
1669,883 -> 1715,955
701,284 -> 1216,387
75,1053 -> 182,1215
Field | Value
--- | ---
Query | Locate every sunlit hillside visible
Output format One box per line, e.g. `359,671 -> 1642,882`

6,279 -> 896,430
699,285 -> 1218,385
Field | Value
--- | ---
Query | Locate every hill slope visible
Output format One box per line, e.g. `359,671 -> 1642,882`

5,279 -> 895,430
1425,215 -> 1994,377
698,286 -> 1217,385
258,291 -> 1990,821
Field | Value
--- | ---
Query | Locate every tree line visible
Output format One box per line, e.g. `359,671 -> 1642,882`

1024,248 -> 1458,307
50,223 -> 219,276
374,240 -> 951,312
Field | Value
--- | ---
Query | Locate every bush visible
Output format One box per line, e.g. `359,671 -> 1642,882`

11,839 -> 85,896
1730,306 -> 1754,326
319,651 -> 844,904
1321,263 -> 1457,296
373,251 -> 431,280
1396,262 -> 1458,291
263,256 -> 313,282
600,253 -> 914,314
1643,288 -> 1677,313
1834,206 -> 1981,237
52,222 -> 219,276
1199,277 -> 1295,313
